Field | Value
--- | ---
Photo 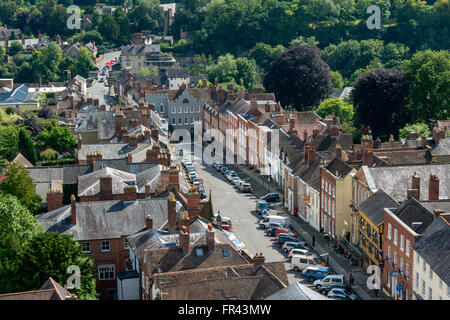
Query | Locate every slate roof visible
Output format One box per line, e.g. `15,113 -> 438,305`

330,87 -> 353,100
364,164 -> 450,202
325,156 -> 353,178
420,200 -> 450,214
121,43 -> 160,56
143,243 -> 248,276
266,281 -> 329,300
373,149 -> 431,166
62,164 -> 93,184
77,167 -> 136,196
37,198 -> 169,241
166,68 -> 189,78
412,214 -> 450,285
27,167 -> 63,182
392,197 -> 435,234
314,133 -> 353,152
431,137 -> 450,156
152,261 -> 287,300
75,110 -> 115,140
77,142 -> 152,161
357,189 -> 399,226
0,84 -> 38,105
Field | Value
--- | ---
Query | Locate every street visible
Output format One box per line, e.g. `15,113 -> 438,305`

173,142 -> 320,288
86,50 -> 120,107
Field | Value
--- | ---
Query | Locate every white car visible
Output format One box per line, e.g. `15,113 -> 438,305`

288,248 -> 314,259
327,288 -> 357,300
313,275 -> 345,289
232,177 -> 241,186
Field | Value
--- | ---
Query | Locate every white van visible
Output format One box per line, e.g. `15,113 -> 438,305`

290,254 -> 325,271
259,215 -> 289,228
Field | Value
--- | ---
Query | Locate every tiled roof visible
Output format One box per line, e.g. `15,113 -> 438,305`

412,214 -> 450,285
27,167 -> 63,182
325,156 -> 353,178
357,189 -> 399,226
0,277 -> 75,300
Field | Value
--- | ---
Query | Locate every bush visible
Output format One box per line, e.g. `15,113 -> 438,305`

40,148 -> 59,161
35,158 -> 75,167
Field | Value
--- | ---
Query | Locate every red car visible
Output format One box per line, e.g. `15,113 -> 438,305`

274,228 -> 296,238
221,224 -> 232,232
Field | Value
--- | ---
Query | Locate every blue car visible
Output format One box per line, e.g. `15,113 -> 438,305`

302,266 -> 329,282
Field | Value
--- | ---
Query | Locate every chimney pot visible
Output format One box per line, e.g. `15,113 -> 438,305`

146,215 -> 153,230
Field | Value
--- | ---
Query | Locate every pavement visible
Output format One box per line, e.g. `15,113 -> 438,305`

229,163 -> 391,300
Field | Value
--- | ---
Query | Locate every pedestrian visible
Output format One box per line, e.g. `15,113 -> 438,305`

374,282 -> 379,297
312,235 -> 315,247
349,272 -> 353,285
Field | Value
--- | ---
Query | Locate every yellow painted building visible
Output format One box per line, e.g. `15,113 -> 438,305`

356,189 -> 399,269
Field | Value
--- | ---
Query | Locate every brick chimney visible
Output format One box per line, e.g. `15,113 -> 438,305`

126,153 -> 133,163
168,192 -> 177,232
253,252 -> 265,267
86,151 -> 102,165
210,85 -> 217,100
71,194 -> 77,224
93,98 -> 99,107
421,136 -> 427,149
77,134 -> 82,150
409,131 -> 419,140
329,126 -> 340,137
133,32 -> 143,45
429,174 -> 439,201
151,124 -> 159,142
146,215 -> 153,230
362,150 -> 374,167
313,127 -> 320,137
303,129 -> 308,141
145,182 -> 151,197
206,223 -> 215,251
129,134 -> 138,148
432,127 -> 440,145
46,190 -> 63,212
179,226 -> 189,253
87,97 -> 93,105
141,110 -> 148,128
67,70 -> 71,82
389,134 -> 395,148
374,137 -> 382,149
407,172 -> 420,200
123,185 -> 137,201
168,166 -> 180,189
250,97 -> 258,114
100,174 -> 113,199
100,104 -> 106,112
335,144 -> 342,159
187,187 -> 201,217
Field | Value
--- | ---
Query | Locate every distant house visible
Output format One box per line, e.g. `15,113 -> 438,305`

0,277 -> 77,300
0,84 -> 40,110
121,42 -> 176,75
330,87 -> 353,100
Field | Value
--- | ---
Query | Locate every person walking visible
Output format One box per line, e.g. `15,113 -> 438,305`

312,235 -> 315,247
374,282 -> 379,297
349,272 -> 353,286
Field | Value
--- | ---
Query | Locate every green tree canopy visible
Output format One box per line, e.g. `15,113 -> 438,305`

316,98 -> 354,126
399,122 -> 432,139
137,66 -> 158,77
330,71 -> 344,91
235,57 -> 258,90
18,232 -> 98,300
0,163 -> 42,214
36,125 -> 77,151
74,47 -> 96,79
404,50 -> 450,125
207,53 -> 238,84
128,0 -> 164,33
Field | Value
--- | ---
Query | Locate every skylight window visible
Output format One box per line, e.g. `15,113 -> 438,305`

195,247 -> 204,257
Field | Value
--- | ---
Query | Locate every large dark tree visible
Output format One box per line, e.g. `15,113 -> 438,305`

352,68 -> 410,140
263,45 -> 333,110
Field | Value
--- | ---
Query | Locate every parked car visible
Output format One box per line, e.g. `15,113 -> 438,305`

259,215 -> 289,228
232,177 -> 241,186
277,235 -> 298,246
274,227 -> 296,238
313,275 -> 345,290
327,288 -> 357,300
226,171 -> 237,181
255,200 -> 270,214
317,284 -> 350,295
192,178 -> 201,184
198,186 -> 207,199
99,77 -> 104,82
215,164 -> 223,172
288,248 -> 314,259
261,193 -> 280,203
221,167 -> 229,175
221,224 -> 232,232
212,161 -> 219,169
302,266 -> 330,282
221,217 -> 232,226
291,254 -> 325,271
239,182 -> 252,193
281,241 -> 307,252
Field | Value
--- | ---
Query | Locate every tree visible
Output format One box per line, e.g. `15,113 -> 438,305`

352,68 -> 410,140
128,0 -> 164,33
263,45 -> 333,110
330,71 -> 344,91
18,232 -> 98,300
399,123 -> 431,139
18,129 -> 39,165
206,54 -> 238,84
316,98 -> 354,126
98,13 -> 120,42
0,194 -> 41,294
235,57 -> 258,90
137,66 -> 158,77
0,125 -> 19,161
0,163 -> 42,214
9,41 -> 24,56
74,47 -> 96,78
249,42 -> 286,71
404,50 -> 450,124
190,54 -> 213,76
36,125 -> 77,151
289,36 -> 319,48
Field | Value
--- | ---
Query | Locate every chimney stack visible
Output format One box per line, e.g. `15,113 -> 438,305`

253,252 -> 265,267
146,215 -> 153,230
46,190 -> 63,212
429,174 -> 440,201
409,131 -> 419,140
168,192 -> 177,232
389,134 -> 395,148
71,194 -> 77,224
123,185 -> 137,201
206,223 -> 215,251
421,136 -> 427,149
432,127 -> 440,145
100,174 -> 113,199
179,226 -> 190,253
